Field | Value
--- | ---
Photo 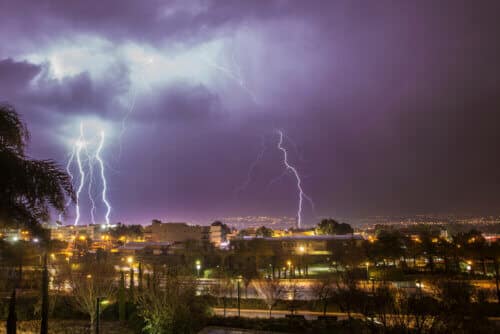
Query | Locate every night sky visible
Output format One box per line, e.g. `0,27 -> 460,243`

1,1 -> 500,226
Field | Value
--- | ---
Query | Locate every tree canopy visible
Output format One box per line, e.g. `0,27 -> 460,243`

0,103 -> 74,232
317,218 -> 353,235
255,226 -> 273,237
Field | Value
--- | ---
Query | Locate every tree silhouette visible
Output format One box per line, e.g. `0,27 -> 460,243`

317,219 -> 353,235
253,278 -> 285,318
0,103 -> 74,230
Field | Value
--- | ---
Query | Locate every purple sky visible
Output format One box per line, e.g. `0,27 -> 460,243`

1,1 -> 500,226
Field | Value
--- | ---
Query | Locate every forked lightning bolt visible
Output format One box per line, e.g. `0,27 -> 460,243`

118,56 -> 152,160
235,136 -> 266,195
276,130 -> 314,228
201,56 -> 258,104
83,140 -> 97,225
96,131 -> 112,226
118,85 -> 137,159
74,123 -> 86,226
62,123 -> 113,226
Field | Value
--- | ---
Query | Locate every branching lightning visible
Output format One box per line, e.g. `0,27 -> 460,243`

96,131 -> 112,226
265,169 -> 289,190
235,136 -> 266,195
118,84 -> 137,159
74,123 -> 86,226
82,138 -> 97,225
276,130 -> 314,228
118,56 -> 153,160
201,56 -> 258,104
61,122 -> 113,226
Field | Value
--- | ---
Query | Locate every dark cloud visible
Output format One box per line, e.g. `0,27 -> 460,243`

136,82 -> 224,124
1,1 -> 500,224
0,58 -> 41,92
26,64 -> 129,116
0,58 -> 130,119
0,0 -> 290,48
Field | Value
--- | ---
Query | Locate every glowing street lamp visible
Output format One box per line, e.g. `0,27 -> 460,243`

195,260 -> 201,277
466,260 -> 472,273
286,260 -> 292,277
127,256 -> 134,265
95,297 -> 109,334
298,246 -> 306,276
416,280 -> 423,295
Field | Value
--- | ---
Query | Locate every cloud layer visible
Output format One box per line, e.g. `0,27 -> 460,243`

1,0 -> 500,225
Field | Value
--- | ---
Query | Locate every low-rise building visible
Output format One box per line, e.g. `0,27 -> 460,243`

150,221 -> 229,246
151,221 -> 207,243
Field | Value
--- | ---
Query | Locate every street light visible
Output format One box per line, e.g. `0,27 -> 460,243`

298,246 -> 306,277
415,280 -> 424,296
95,297 -> 109,334
195,260 -> 201,277
466,260 -> 472,273
126,256 -> 134,265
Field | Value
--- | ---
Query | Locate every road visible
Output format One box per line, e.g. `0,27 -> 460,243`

213,308 -> 351,320
199,278 -> 422,300
213,308 -> 500,326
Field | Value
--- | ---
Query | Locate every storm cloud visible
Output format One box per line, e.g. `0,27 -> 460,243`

1,0 -> 500,225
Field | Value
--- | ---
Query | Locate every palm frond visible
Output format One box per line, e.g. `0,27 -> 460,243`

0,103 -> 29,155
0,104 -> 75,232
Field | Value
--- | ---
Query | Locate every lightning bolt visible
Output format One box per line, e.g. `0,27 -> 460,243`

265,169 -> 289,190
118,84 -> 137,159
74,122 -> 86,226
83,142 -> 97,225
96,130 -> 112,226
118,56 -> 153,160
235,136 -> 266,195
276,130 -> 314,228
201,56 -> 258,104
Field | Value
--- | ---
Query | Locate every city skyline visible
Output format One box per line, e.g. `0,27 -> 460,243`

1,1 -> 500,225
